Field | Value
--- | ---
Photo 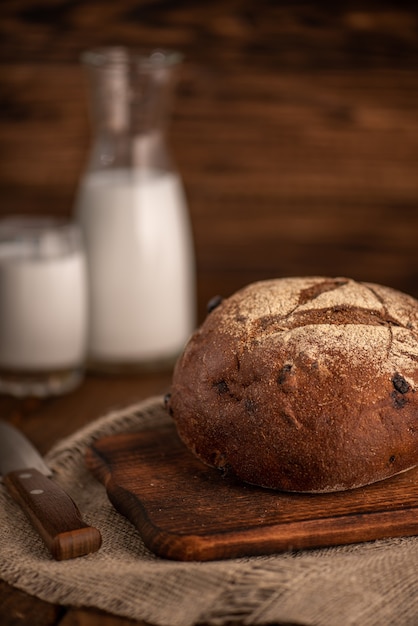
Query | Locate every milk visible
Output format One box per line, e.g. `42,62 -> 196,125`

75,168 -> 195,365
0,243 -> 87,370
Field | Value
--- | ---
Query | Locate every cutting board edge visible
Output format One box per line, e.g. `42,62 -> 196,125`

104,481 -> 418,561
85,430 -> 418,561
86,439 -> 418,560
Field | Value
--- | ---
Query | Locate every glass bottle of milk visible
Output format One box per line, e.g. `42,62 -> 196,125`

74,48 -> 196,372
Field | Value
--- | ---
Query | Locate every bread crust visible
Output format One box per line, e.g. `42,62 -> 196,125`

166,277 -> 418,492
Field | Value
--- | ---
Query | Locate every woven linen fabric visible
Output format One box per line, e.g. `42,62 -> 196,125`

1,395 -> 418,626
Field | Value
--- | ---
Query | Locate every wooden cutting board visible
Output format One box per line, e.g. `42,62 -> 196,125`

85,422 -> 418,561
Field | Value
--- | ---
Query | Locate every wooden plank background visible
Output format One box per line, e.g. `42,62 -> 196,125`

1,1 -> 418,322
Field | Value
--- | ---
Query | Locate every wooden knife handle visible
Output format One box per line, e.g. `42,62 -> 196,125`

4,468 -> 102,560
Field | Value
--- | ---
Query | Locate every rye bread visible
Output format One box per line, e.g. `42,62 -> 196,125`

166,277 -> 418,492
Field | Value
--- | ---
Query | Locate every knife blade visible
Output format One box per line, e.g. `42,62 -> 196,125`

0,420 -> 102,560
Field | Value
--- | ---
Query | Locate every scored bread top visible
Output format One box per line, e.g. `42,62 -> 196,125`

213,277 -> 418,380
167,277 -> 418,493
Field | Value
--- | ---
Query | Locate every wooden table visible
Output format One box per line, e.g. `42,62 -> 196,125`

2,2 -> 418,623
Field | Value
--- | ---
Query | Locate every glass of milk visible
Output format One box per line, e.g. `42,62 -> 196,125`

0,217 -> 88,397
74,47 -> 196,372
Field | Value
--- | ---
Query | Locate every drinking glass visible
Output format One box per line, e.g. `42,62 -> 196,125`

0,216 -> 88,397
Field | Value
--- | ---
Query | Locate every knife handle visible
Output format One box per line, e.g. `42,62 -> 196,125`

4,468 -> 102,560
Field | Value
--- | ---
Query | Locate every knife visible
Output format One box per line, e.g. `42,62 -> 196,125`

0,420 -> 102,560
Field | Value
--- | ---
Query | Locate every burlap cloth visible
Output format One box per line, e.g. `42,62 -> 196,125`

1,395 -> 418,626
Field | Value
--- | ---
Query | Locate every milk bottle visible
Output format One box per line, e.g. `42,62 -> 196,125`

74,48 -> 196,371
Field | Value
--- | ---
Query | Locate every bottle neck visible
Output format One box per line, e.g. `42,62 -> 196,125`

83,48 -> 178,135
87,129 -> 173,172
82,50 -> 179,173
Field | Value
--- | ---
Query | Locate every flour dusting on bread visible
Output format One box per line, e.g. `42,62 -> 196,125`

166,277 -> 418,493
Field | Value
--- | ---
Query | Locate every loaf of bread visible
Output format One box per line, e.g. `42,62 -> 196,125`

165,277 -> 418,493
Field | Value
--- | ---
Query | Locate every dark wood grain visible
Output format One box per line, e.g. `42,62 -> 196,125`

59,607 -> 145,626
4,468 -> 102,560
1,0 -> 418,623
2,3 -> 418,323
0,579 -> 63,626
86,422 -> 418,561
